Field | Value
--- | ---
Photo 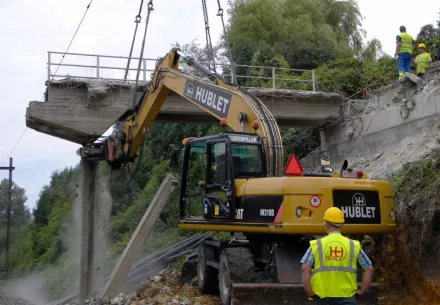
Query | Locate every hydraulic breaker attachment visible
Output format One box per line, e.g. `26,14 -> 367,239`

231,283 -> 379,305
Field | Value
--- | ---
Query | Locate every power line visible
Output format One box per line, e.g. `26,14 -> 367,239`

49,0 -> 94,85
1,0 -> 94,165
1,128 -> 27,165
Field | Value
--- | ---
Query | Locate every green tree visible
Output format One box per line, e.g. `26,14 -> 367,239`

360,38 -> 384,62
227,0 -> 365,72
0,179 -> 29,229
33,167 -> 76,226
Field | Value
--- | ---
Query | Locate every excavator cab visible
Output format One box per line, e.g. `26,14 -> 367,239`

179,132 -> 265,223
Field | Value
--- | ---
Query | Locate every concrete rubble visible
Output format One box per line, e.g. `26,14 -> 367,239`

0,291 -> 35,305
67,268 -> 220,305
317,70 -> 440,178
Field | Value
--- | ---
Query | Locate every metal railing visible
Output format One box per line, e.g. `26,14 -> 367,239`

47,51 -> 316,91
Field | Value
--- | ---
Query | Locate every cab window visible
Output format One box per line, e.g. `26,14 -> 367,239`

231,144 -> 264,178
208,142 -> 227,184
185,142 -> 206,216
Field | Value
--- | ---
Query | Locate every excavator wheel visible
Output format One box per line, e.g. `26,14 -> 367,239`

219,247 -> 255,305
197,244 -> 219,294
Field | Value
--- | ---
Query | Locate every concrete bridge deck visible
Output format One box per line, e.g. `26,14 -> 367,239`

26,78 -> 342,145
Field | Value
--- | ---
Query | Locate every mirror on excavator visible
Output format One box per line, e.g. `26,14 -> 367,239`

320,150 -> 333,173
170,149 -> 182,168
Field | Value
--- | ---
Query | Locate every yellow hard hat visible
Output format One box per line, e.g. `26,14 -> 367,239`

418,43 -> 426,49
323,207 -> 345,224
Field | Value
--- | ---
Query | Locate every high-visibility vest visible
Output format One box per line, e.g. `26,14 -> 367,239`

416,53 -> 431,74
398,33 -> 413,54
310,233 -> 360,298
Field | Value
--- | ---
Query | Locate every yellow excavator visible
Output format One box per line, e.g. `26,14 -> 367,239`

100,48 -> 396,305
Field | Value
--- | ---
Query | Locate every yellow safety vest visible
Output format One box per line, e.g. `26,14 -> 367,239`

398,33 -> 413,54
310,232 -> 360,298
416,53 -> 431,74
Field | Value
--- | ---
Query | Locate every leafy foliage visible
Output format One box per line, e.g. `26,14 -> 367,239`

0,179 -> 30,269
297,56 -> 398,96
227,0 -> 366,73
0,179 -> 30,228
415,22 -> 440,61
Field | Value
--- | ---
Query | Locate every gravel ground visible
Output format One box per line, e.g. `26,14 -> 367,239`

0,291 -> 35,305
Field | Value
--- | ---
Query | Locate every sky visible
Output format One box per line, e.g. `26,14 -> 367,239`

0,0 -> 438,211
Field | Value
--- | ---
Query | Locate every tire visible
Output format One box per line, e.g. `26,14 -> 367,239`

218,247 -> 255,305
197,244 -> 219,294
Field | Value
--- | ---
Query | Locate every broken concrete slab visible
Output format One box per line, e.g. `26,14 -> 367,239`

26,78 -> 343,145
404,72 -> 423,85
321,74 -> 440,173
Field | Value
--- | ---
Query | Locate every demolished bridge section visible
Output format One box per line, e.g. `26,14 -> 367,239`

25,78 -> 343,145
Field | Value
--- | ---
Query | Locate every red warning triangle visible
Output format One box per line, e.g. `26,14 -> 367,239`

284,155 -> 303,176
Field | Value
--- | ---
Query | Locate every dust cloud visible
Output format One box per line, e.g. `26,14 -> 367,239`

2,163 -> 113,305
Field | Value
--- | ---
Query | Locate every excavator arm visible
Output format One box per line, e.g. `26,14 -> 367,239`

105,48 -> 283,176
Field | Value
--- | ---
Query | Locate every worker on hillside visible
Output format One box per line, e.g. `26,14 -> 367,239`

395,26 -> 415,80
414,43 -> 432,78
300,207 -> 374,304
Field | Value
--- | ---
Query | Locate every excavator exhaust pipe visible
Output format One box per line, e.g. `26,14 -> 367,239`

231,283 -> 379,305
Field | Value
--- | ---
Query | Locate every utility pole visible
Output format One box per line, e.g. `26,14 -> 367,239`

0,157 -> 15,271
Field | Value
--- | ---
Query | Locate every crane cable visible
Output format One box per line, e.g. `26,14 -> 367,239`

131,0 -> 154,110
125,0 -> 154,182
201,0 -> 217,74
124,0 -> 145,80
216,0 -> 237,85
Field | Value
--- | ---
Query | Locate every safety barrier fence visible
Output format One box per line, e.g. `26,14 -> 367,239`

47,51 -> 316,91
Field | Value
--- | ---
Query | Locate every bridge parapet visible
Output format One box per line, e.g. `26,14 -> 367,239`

47,51 -> 316,90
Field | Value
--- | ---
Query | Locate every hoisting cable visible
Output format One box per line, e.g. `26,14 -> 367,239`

131,0 -> 154,110
124,0 -> 145,80
201,0 -> 217,74
216,0 -> 237,85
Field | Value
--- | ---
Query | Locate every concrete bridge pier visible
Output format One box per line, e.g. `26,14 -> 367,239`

79,158 -> 97,302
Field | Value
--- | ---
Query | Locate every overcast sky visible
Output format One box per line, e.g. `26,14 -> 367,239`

0,0 -> 438,211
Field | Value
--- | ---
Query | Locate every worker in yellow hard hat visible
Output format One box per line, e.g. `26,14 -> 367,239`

300,207 -> 374,304
414,43 -> 432,78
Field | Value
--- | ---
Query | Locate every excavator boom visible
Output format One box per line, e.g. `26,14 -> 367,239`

106,48 -> 283,176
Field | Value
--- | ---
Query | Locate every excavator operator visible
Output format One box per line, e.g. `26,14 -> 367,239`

300,207 -> 374,305
198,154 -> 217,187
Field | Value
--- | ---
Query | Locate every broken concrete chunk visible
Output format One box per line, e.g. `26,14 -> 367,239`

406,100 -> 415,110
87,83 -> 108,101
346,126 -> 354,136
400,107 -> 409,119
374,152 -> 383,160
111,296 -> 124,305
153,276 -> 163,282
405,72 -> 423,85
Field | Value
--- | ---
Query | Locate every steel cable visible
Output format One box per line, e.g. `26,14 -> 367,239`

50,0 -> 94,86
201,0 -> 217,74
124,0 -> 145,80
131,0 -> 154,109
216,0 -> 237,84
